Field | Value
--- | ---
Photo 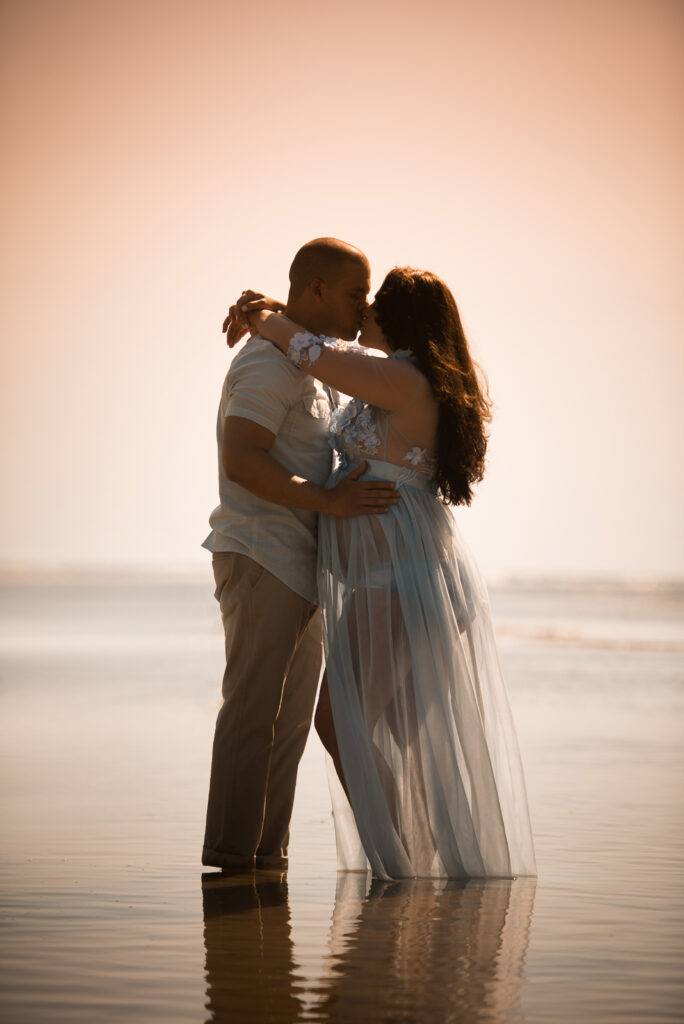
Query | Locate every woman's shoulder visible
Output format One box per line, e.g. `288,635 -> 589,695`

385,355 -> 434,415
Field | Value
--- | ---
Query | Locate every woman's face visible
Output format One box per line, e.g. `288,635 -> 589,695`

357,304 -> 390,353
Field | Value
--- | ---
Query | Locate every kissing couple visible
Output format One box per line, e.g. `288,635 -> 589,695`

201,237 -> 536,881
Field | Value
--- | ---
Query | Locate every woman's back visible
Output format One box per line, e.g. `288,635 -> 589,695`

332,362 -> 439,477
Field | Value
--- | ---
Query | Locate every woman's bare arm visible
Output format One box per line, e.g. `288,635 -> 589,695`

252,311 -> 422,412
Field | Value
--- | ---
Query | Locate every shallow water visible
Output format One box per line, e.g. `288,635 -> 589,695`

0,575 -> 682,1023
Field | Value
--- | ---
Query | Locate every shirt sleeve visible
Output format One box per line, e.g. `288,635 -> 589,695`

221,340 -> 300,435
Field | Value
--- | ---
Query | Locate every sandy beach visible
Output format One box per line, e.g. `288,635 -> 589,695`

1,575 -> 682,1023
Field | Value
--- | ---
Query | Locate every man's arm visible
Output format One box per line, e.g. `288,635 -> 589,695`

223,416 -> 398,516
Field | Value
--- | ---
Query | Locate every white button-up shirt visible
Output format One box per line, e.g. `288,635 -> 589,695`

202,336 -> 333,603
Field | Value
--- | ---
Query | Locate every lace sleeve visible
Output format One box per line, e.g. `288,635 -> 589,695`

287,332 -> 370,369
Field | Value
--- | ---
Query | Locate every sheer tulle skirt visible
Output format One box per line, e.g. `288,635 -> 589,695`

318,458 -> 536,880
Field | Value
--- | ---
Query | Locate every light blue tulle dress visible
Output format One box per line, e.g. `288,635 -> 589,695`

296,337 -> 536,880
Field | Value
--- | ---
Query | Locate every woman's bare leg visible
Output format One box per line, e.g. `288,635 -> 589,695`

314,673 -> 350,801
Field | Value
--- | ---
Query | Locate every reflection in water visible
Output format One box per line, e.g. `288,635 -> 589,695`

202,871 -> 535,1024
3,580 -> 681,1023
315,874 -> 536,1024
201,871 -> 304,1024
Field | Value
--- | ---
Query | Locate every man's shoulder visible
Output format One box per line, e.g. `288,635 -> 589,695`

228,336 -> 298,379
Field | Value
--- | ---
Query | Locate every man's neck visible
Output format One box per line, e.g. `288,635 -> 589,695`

284,300 -> 329,336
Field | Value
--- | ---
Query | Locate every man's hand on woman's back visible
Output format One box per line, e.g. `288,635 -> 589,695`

324,462 -> 399,517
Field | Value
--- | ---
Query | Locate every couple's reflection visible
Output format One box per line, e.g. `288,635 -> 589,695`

202,870 -> 536,1023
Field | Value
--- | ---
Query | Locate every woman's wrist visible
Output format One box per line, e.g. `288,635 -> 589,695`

246,309 -> 278,339
258,312 -> 293,353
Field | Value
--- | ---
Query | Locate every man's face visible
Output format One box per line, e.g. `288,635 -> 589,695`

320,261 -> 371,340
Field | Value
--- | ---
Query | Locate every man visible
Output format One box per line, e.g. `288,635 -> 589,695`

202,237 -> 398,870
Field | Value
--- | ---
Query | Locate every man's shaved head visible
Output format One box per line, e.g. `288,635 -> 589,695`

288,237 -> 369,300
285,237 -> 371,340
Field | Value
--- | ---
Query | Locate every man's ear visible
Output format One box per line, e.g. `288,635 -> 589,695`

310,277 -> 325,302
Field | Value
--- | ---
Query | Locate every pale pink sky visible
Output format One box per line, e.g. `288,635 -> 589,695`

1,0 -> 683,577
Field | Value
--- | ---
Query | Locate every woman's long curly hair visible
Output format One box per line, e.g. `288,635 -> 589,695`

373,267 -> 492,506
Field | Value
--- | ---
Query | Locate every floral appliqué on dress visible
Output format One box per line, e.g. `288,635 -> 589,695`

330,399 -> 382,460
287,332 -> 364,367
286,332 -> 434,474
403,446 -> 432,469
286,332 -> 381,460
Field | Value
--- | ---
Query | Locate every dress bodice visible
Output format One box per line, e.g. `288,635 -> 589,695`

284,331 -> 437,478
330,393 -> 436,477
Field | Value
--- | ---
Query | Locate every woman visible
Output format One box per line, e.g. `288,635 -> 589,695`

245,268 -> 536,881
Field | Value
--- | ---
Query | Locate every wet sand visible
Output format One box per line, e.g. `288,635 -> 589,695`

1,575 -> 683,1023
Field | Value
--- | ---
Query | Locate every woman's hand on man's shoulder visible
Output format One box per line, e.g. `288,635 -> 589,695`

222,290 -> 286,348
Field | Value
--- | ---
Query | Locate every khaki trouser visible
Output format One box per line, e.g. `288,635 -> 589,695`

202,552 -> 322,869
